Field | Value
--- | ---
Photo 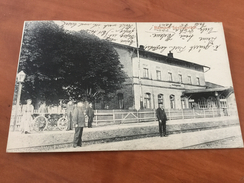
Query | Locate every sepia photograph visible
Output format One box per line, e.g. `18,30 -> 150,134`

6,21 -> 243,152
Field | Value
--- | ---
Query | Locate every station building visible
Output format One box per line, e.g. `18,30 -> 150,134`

99,42 -> 234,111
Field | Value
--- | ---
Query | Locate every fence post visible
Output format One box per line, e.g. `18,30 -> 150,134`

181,108 -> 184,119
168,108 -> 171,120
212,108 -> 214,118
193,108 -> 195,118
113,110 -> 115,124
137,110 -> 139,123
122,110 -> 124,124
95,110 -> 98,126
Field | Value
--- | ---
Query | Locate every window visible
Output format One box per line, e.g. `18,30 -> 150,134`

188,76 -> 192,84
158,94 -> 164,107
189,99 -> 195,109
179,74 -> 183,83
170,94 -> 175,109
219,95 -> 228,116
196,77 -> 200,85
207,96 -> 217,108
117,93 -> 124,109
144,93 -> 151,109
197,97 -> 207,109
156,70 -> 161,80
143,68 -> 149,78
219,95 -> 227,108
168,72 -> 173,81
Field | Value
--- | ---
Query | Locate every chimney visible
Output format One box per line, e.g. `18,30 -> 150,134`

139,45 -> 145,51
168,51 -> 173,58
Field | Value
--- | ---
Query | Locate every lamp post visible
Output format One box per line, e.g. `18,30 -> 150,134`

13,71 -> 26,131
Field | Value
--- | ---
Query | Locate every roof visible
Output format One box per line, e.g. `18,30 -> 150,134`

184,87 -> 228,94
183,87 -> 234,97
205,82 -> 225,88
110,42 -> 210,70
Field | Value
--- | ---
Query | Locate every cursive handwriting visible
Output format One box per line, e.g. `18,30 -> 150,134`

61,22 -> 136,46
146,22 -> 221,54
151,33 -> 175,41
59,21 -> 221,54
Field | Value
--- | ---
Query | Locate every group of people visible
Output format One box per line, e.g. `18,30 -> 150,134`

72,102 -> 169,148
66,101 -> 95,130
66,101 -> 95,148
18,99 -> 95,136
17,98 -> 168,148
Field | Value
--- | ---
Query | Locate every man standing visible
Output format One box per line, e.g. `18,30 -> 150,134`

72,102 -> 85,148
66,101 -> 74,131
38,101 -> 48,131
156,102 -> 168,137
86,103 -> 95,128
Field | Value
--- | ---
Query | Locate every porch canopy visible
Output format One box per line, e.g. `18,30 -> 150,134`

182,87 -> 234,98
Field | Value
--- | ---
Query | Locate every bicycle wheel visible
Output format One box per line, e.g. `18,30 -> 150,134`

33,115 -> 48,132
57,117 -> 68,131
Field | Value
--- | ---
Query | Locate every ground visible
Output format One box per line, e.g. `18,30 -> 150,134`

50,125 -> 243,152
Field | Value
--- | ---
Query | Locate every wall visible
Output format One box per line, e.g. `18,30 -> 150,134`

106,83 -> 134,109
131,55 -> 206,109
114,47 -> 133,77
133,57 -> 206,87
111,45 -> 207,110
133,84 -> 185,109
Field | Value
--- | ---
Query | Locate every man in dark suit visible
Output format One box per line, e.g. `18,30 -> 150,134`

73,102 -> 85,148
156,102 -> 168,137
66,100 -> 74,131
86,103 -> 95,128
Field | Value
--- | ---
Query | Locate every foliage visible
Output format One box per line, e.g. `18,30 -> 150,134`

18,21 -> 126,105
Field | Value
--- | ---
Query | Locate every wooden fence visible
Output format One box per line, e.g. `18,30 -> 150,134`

92,107 -> 237,126
10,107 -> 237,131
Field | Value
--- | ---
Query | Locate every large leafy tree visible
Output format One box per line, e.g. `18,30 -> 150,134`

18,21 -> 126,106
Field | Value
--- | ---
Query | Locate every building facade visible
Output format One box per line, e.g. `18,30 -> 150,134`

99,43 -> 233,111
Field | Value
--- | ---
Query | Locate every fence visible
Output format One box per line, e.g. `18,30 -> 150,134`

10,107 -> 237,131
92,107 -> 237,126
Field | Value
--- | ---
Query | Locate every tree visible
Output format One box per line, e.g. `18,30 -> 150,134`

18,21 -> 126,106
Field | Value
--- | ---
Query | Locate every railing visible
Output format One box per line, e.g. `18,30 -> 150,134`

93,110 -> 156,126
92,107 -> 237,126
9,107 -> 237,131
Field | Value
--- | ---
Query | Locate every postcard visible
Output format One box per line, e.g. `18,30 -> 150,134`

6,21 -> 243,152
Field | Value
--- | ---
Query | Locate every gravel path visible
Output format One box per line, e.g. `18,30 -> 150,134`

50,125 -> 243,152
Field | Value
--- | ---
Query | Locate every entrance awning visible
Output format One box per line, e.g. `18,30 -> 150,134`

183,87 -> 233,97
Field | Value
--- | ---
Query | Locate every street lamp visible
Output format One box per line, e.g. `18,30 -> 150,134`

17,71 -> 26,83
13,71 -> 26,131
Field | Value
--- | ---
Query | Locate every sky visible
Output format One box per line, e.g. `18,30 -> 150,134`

53,21 -> 233,87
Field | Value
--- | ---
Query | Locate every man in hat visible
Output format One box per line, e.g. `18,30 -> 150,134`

156,102 -> 168,137
72,102 -> 85,147
86,103 -> 94,128
66,100 -> 74,131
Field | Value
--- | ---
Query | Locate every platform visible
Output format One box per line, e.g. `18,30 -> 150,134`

6,116 -> 240,152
